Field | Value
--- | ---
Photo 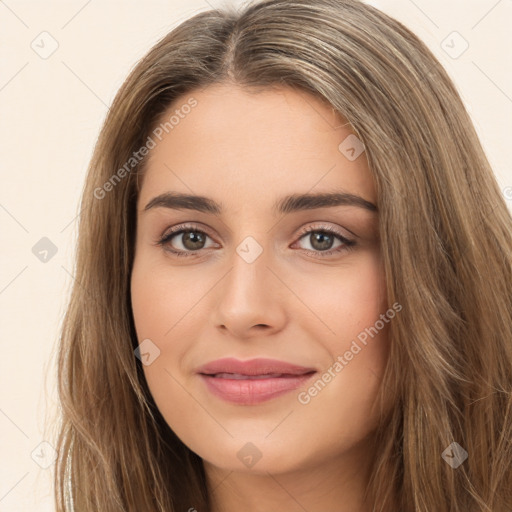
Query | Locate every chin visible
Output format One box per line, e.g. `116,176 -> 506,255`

195,435 -> 312,476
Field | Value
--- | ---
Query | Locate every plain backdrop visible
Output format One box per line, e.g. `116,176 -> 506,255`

1,0 -> 511,510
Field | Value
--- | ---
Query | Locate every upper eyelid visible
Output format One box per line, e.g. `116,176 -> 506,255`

161,222 -> 215,240
160,222 -> 354,245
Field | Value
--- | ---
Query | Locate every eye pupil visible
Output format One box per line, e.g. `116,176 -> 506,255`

183,230 -> 206,250
311,232 -> 333,251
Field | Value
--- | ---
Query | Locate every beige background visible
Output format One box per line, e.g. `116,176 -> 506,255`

1,0 -> 511,510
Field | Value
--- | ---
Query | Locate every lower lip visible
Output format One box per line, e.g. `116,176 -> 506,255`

199,373 -> 316,405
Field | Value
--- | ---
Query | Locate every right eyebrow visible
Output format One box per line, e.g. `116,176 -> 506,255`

142,191 -> 378,216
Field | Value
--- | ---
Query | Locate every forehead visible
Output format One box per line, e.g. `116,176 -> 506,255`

138,83 -> 376,211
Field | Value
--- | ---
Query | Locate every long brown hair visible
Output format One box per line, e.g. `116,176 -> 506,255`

52,0 -> 512,510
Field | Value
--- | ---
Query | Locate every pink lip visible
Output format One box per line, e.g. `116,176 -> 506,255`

196,357 -> 317,405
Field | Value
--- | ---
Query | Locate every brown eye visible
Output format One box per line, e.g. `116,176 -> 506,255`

294,226 -> 356,258
156,225 -> 216,257
178,230 -> 207,251
304,231 -> 337,251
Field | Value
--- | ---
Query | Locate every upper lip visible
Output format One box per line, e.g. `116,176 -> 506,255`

196,357 -> 317,377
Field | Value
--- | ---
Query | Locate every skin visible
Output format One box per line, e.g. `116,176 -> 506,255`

130,82 -> 392,512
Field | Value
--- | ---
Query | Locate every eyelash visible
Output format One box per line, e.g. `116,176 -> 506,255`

154,223 -> 356,259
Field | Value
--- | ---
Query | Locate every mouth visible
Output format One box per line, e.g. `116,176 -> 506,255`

205,372 -> 309,379
196,358 -> 317,405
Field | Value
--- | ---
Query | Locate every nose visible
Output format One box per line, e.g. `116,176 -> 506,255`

212,244 -> 288,339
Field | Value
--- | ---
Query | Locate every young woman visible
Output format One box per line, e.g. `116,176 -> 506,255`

54,0 -> 512,510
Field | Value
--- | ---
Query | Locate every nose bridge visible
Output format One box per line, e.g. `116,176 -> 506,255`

213,234 -> 288,334
223,235 -> 272,306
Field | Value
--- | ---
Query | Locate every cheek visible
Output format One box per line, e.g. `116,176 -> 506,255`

130,261 -> 202,430
130,257 -> 215,401
294,249 -> 388,343
130,255 -> 209,342
292,250 -> 391,418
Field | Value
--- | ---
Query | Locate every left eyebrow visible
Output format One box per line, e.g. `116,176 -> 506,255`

274,191 -> 377,214
142,191 -> 378,215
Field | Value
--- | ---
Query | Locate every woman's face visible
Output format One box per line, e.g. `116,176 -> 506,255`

131,83 -> 391,477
